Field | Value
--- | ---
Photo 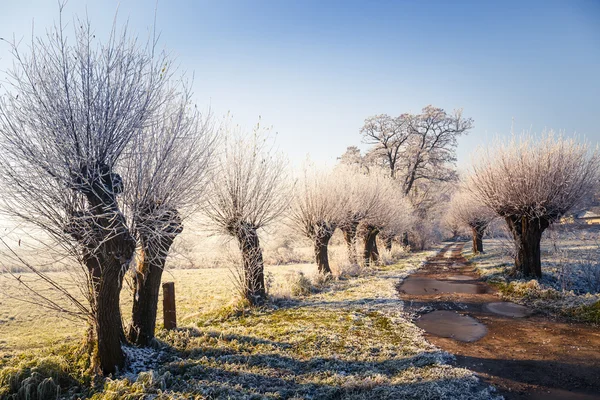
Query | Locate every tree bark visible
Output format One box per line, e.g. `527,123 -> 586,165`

341,222 -> 359,265
363,226 -> 380,266
81,227 -> 134,375
314,226 -> 333,275
128,209 -> 182,346
128,237 -> 175,346
505,215 -> 549,278
236,224 -> 266,305
68,164 -> 136,375
383,235 -> 393,251
402,232 -> 410,247
471,226 -> 484,254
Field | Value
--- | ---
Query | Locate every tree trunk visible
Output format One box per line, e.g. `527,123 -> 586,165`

128,208 -> 182,346
471,226 -> 484,254
363,226 -> 380,267
341,222 -> 359,265
68,165 -> 136,375
402,232 -> 410,247
82,227 -> 135,375
314,227 -> 333,275
236,224 -> 266,305
505,215 -> 549,278
128,237 -> 175,346
384,235 -> 393,252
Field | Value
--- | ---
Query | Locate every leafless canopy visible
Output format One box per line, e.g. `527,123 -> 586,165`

469,133 -> 599,222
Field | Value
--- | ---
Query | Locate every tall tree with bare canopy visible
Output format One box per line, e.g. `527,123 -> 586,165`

205,125 -> 288,305
0,13 -> 173,373
469,133 -> 599,278
123,89 -> 216,346
448,190 -> 495,254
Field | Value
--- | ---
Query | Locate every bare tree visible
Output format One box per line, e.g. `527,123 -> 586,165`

360,115 -> 409,179
400,106 -> 473,195
335,166 -> 383,265
0,12 -> 173,374
204,123 -> 289,305
122,87 -> 216,346
448,190 -> 495,254
289,166 -> 346,275
356,170 -> 412,266
359,106 -> 472,248
469,133 -> 600,278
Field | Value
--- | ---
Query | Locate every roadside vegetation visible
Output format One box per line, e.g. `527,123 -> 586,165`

465,229 -> 600,324
1,247 -> 501,399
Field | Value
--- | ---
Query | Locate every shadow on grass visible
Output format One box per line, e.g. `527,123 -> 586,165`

454,354 -> 600,398
128,330 -> 494,399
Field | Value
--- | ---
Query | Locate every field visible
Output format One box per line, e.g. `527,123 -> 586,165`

0,245 -> 502,399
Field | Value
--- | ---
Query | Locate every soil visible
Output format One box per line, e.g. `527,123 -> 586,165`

397,242 -> 600,400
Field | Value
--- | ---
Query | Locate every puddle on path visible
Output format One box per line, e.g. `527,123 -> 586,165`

445,275 -> 475,281
416,310 -> 487,342
398,277 -> 487,295
484,302 -> 533,318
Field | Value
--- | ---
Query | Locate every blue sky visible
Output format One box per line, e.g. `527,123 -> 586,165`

1,0 -> 599,169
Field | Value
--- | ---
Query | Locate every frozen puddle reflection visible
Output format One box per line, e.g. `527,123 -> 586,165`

416,310 -> 488,342
485,302 -> 533,318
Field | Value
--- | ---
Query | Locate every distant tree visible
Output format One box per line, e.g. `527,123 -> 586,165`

0,14 -> 172,374
448,190 -> 495,254
204,124 -> 288,305
357,171 -> 412,266
358,106 -> 472,249
400,106 -> 473,196
360,115 -> 409,179
336,167 -> 385,265
359,107 -> 472,195
469,133 -> 599,278
290,167 -> 346,275
123,89 -> 216,346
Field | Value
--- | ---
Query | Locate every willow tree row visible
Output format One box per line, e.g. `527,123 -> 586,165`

290,166 -> 414,274
0,13 -> 290,375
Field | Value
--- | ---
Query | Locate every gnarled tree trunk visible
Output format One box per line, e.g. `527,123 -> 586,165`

363,225 -> 380,266
505,215 -> 549,278
314,224 -> 334,275
236,224 -> 266,305
128,209 -> 183,346
471,225 -> 485,254
341,221 -> 359,265
81,224 -> 135,375
68,165 -> 136,375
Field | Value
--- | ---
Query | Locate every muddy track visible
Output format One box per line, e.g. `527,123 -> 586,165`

398,242 -> 600,400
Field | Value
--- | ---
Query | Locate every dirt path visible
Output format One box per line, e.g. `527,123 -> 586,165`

398,242 -> 600,400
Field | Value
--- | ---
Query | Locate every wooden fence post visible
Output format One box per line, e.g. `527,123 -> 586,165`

163,282 -> 177,330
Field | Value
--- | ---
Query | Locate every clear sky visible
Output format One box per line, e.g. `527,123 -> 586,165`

1,0 -> 599,170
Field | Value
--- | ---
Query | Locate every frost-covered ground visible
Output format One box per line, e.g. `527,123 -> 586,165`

466,226 -> 600,322
1,247 -> 502,399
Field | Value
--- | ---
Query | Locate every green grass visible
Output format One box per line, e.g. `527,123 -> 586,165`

0,248 -> 501,399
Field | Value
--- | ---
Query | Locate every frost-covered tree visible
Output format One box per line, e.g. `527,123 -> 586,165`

0,14 -> 172,373
469,133 -> 600,278
335,167 -> 384,265
123,89 -> 216,346
359,106 -> 472,195
360,115 -> 409,179
448,191 -> 495,254
290,167 -> 347,275
357,172 -> 412,266
205,124 -> 288,305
